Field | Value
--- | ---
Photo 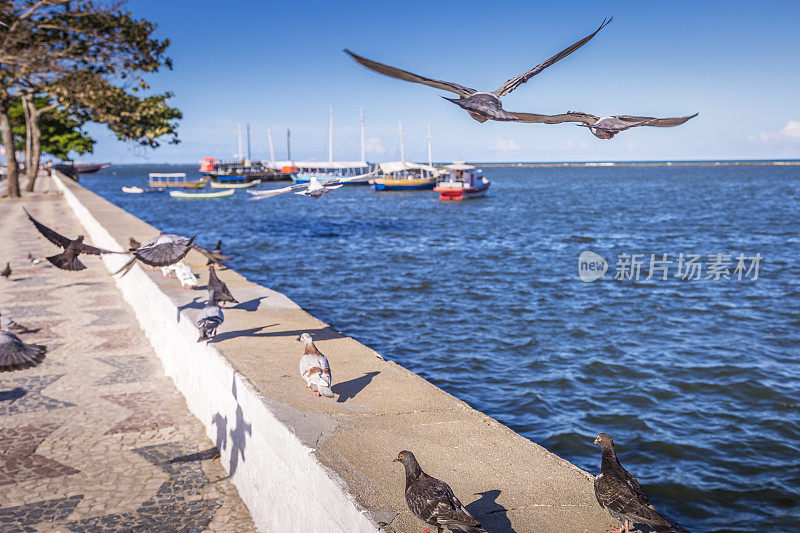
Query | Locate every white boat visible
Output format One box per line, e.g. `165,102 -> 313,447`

209,179 -> 261,189
122,186 -> 165,194
169,188 -> 235,199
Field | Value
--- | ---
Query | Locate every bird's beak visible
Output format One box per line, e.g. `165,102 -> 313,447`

593,436 -> 600,445
393,456 -> 401,462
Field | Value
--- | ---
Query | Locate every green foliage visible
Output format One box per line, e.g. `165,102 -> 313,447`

8,96 -> 94,160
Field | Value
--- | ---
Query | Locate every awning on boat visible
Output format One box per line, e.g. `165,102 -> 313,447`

264,161 -> 370,170
378,161 -> 438,174
149,173 -> 186,178
444,162 -> 475,170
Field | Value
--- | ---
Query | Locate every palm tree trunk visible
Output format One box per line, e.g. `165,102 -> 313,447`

0,98 -> 21,198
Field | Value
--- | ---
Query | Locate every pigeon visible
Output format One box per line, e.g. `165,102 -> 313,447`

205,240 -> 232,265
0,311 -> 31,333
27,252 -> 42,267
172,261 -> 198,289
298,333 -> 333,397
128,237 -> 141,251
510,111 -> 698,139
23,207 -> 121,270
593,433 -> 678,533
114,233 -> 196,276
197,290 -> 224,342
344,18 -> 611,123
208,265 -> 238,306
0,329 -> 46,371
248,172 -> 372,200
393,451 -> 486,533
1,262 -> 10,279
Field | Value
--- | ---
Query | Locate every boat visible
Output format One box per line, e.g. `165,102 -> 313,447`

433,162 -> 491,200
291,162 -> 374,184
121,186 -> 165,194
148,173 -> 206,189
169,188 -> 235,199
54,162 -> 111,174
209,177 -> 261,189
370,162 -> 438,191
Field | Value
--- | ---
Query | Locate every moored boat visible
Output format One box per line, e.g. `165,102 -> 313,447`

122,186 -> 165,194
291,161 -> 374,185
370,162 -> 438,191
169,188 -> 235,199
209,177 -> 261,189
148,173 -> 206,189
433,162 -> 490,200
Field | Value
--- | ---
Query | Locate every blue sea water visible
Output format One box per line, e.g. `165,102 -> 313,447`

82,163 -> 800,531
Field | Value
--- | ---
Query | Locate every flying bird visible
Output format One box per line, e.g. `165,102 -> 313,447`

0,329 -> 46,372
197,290 -> 224,342
298,333 -> 333,397
114,233 -> 196,276
1,262 -> 10,279
593,433 -> 678,533
0,311 -> 31,333
208,265 -> 238,306
248,173 -> 372,200
205,240 -> 232,265
344,18 -> 611,123
511,111 -> 698,139
23,207 -> 121,270
393,451 -> 486,533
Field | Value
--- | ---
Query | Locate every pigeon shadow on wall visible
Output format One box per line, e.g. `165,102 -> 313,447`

332,371 -> 379,403
466,490 -> 517,533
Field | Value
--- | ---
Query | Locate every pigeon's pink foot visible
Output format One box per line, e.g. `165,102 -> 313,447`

607,527 -> 623,533
422,529 -> 430,533
312,391 -> 320,397
306,384 -> 311,389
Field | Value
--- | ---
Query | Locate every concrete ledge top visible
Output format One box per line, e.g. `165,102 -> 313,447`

53,175 -> 611,533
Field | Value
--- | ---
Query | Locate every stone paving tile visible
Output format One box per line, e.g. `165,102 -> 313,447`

0,193 -> 256,532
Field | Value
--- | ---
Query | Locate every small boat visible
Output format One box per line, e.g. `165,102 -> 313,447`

148,173 -> 206,189
209,178 -> 261,189
433,162 -> 490,200
169,189 -> 235,199
291,162 -> 374,185
370,162 -> 438,191
122,186 -> 165,194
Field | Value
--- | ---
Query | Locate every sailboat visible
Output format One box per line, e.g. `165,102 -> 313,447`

291,106 -> 375,184
370,122 -> 439,191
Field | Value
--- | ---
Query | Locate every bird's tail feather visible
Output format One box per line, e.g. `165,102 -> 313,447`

112,255 -> 137,277
46,252 -> 86,271
0,343 -> 46,371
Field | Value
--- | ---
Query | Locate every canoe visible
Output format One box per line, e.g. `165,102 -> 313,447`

169,189 -> 235,199
209,179 -> 261,189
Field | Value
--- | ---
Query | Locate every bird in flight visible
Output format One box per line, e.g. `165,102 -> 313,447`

345,18 -> 611,123
511,111 -> 699,139
248,173 -> 373,200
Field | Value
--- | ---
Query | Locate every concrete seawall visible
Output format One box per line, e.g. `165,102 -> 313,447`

51,172 -> 611,532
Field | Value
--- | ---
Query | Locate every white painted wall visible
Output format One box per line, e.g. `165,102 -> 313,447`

52,173 -> 379,533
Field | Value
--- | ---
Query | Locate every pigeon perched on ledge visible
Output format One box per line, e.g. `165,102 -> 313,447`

205,240 -> 232,265
1,262 -> 10,279
298,333 -> 333,397
593,433 -> 678,533
197,290 -> 224,342
0,330 -> 46,371
393,450 -> 486,533
208,265 -> 237,306
23,207 -> 121,271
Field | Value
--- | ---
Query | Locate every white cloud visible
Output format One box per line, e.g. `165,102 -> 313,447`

492,138 -> 521,152
365,137 -> 385,154
748,120 -> 800,144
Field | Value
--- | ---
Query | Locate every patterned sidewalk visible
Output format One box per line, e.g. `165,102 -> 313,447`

0,193 -> 256,532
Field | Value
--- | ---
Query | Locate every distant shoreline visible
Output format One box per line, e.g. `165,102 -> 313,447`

478,160 -> 800,168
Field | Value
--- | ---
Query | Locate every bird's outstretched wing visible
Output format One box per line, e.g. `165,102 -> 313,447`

320,170 -> 377,188
23,207 -> 72,249
614,113 -> 698,127
344,49 -> 476,96
247,183 -> 308,200
191,244 -> 222,265
510,111 -> 599,124
493,17 -> 612,97
76,242 -> 122,256
135,236 -> 195,267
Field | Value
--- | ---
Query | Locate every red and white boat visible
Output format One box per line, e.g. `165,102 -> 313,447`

433,162 -> 490,201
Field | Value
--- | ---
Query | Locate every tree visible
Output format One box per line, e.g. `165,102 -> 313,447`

0,1 -> 180,195
9,95 -> 95,161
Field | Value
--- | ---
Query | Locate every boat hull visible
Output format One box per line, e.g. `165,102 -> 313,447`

169,189 -> 235,199
370,178 -> 436,191
210,179 -> 260,189
149,179 -> 206,189
433,181 -> 490,200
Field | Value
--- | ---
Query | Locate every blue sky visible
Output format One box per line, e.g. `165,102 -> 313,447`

88,0 -> 800,163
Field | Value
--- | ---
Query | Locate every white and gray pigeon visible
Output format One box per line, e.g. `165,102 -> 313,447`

172,261 -> 198,289
0,329 -> 46,371
197,290 -> 224,342
114,233 -> 196,276
298,333 -> 334,398
0,311 -> 31,333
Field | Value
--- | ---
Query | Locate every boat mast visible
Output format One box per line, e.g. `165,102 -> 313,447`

427,123 -> 432,168
398,122 -> 405,163
236,122 -> 243,161
328,105 -> 333,163
360,107 -> 366,162
246,122 -> 251,163
287,128 -> 291,161
267,127 -> 275,162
